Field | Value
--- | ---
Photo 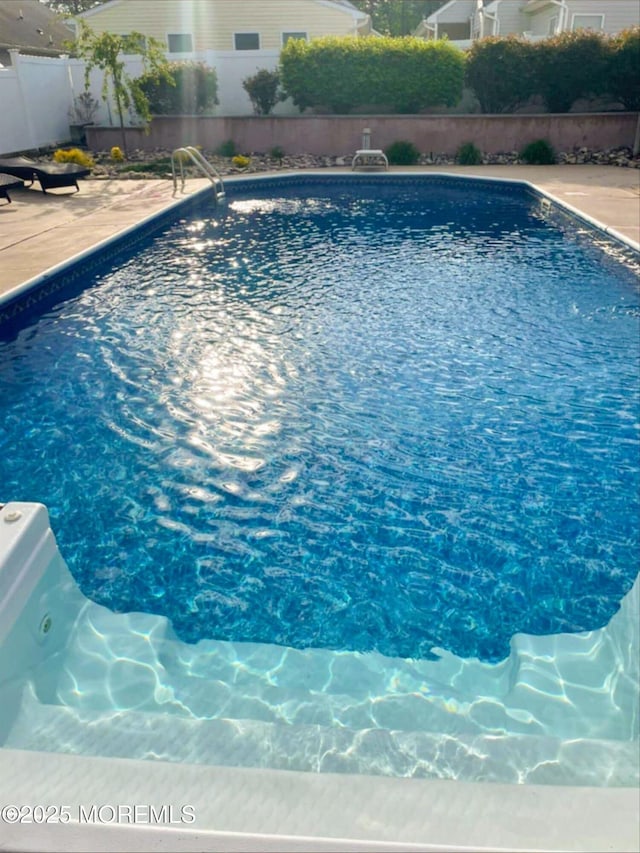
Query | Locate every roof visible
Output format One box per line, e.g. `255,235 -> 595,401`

425,0 -> 476,24
0,0 -> 73,58
80,0 -> 371,23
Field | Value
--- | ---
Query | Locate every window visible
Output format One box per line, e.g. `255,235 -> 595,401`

167,33 -> 193,53
571,14 -> 604,31
120,33 -> 146,54
547,15 -> 558,35
234,32 -> 260,50
282,31 -> 307,46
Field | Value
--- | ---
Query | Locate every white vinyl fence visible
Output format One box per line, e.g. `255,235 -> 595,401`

0,48 -> 295,156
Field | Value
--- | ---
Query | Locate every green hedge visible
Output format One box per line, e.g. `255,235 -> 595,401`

134,61 -> 218,115
465,37 -> 537,113
608,27 -> 640,110
536,30 -> 609,113
280,35 -> 464,114
466,27 -> 639,114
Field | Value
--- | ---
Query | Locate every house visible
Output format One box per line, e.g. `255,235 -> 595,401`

75,0 -> 373,115
0,0 -> 74,66
414,0 -> 640,47
77,0 -> 373,53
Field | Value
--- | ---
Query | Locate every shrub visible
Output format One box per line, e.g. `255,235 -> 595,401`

520,139 -> 556,165
270,145 -> 285,160
457,142 -> 482,165
53,148 -> 95,168
232,155 -> 251,169
534,30 -> 608,113
385,140 -> 420,166
280,35 -> 464,114
465,37 -> 537,113
135,61 -> 218,115
68,90 -> 99,124
110,146 -> 125,162
216,139 -> 237,157
243,69 -> 284,116
607,27 -> 640,110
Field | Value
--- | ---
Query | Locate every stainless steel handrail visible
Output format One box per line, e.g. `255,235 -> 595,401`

171,146 -> 225,201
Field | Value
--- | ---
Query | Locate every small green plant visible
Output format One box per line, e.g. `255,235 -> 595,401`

68,90 -> 99,124
384,140 -> 420,166
110,145 -> 125,162
53,148 -> 95,168
519,138 -> 556,165
232,155 -> 251,169
456,142 -> 482,165
270,145 -> 285,160
242,69 -> 285,116
216,139 -> 237,157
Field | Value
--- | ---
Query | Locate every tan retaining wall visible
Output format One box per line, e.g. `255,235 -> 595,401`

86,113 -> 638,157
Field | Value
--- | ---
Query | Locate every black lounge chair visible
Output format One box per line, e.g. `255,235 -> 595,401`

0,173 -> 24,204
0,156 -> 91,194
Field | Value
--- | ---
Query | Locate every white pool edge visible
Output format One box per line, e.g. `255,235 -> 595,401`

1,745 -> 638,852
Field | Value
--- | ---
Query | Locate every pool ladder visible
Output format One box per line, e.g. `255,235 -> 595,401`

171,146 -> 225,203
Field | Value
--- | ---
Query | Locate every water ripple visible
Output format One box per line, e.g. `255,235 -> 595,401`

0,182 -> 638,662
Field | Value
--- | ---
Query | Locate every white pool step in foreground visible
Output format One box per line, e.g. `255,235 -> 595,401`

6,684 -> 639,787
29,594 -> 639,749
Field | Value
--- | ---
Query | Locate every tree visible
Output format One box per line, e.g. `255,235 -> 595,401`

351,1 -> 448,36
43,0 -> 104,14
69,20 -> 172,154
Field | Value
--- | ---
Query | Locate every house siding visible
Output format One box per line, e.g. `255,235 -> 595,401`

565,0 -> 639,34
432,0 -> 640,41
526,1 -> 639,37
80,0 -> 364,51
491,1 -> 528,36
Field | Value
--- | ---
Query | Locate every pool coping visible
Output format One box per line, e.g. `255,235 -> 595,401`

1,746 -> 638,852
1,172 -> 638,851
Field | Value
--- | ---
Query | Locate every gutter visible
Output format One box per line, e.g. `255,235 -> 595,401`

480,0 -> 502,37
547,0 -> 570,31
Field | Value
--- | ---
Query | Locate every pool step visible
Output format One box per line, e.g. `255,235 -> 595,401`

5,688 -> 638,787
31,599 -> 637,743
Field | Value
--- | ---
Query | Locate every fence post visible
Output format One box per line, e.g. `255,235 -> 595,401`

9,50 -> 37,151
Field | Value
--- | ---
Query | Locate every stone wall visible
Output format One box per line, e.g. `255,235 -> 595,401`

86,113 -> 639,158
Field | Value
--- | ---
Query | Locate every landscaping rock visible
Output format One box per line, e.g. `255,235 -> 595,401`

27,145 -> 640,180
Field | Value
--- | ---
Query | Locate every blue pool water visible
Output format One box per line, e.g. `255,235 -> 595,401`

1,178 -> 638,662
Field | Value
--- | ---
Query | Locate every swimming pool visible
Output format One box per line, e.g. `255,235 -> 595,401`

0,176 -> 638,807
1,176 -> 638,661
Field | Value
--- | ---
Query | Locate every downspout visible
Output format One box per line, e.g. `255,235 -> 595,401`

546,0 -> 570,33
482,0 -> 502,37
424,21 -> 436,40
